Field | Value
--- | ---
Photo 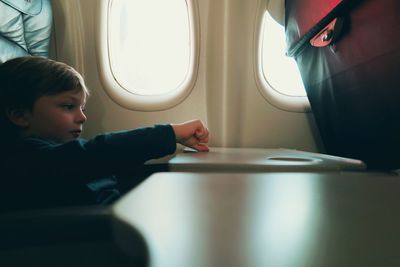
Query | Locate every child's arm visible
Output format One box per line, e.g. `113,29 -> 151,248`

171,119 -> 210,152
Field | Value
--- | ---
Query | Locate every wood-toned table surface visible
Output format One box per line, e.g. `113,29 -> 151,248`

112,171 -> 400,267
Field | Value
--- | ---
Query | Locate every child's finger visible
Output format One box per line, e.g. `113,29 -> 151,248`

195,127 -> 209,139
192,143 -> 209,152
197,136 -> 209,143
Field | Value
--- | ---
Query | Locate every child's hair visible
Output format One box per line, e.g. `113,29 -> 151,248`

0,56 -> 90,141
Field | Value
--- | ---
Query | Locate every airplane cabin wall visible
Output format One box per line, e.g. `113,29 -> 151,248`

50,0 -> 322,152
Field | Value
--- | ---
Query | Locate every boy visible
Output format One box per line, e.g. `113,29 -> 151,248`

0,56 -> 209,211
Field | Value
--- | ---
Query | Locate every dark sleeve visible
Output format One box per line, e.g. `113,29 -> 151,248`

10,124 -> 177,184
82,124 -> 176,164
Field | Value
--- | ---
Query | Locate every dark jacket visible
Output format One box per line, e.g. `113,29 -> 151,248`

0,124 -> 176,212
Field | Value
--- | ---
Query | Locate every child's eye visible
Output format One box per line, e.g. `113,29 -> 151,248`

62,104 -> 75,110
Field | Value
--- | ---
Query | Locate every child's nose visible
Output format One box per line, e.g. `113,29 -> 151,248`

76,109 -> 87,123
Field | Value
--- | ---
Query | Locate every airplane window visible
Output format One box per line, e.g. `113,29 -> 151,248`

108,0 -> 192,96
261,11 -> 306,97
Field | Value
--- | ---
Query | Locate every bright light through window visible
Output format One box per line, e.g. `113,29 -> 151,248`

108,0 -> 190,96
261,11 -> 306,97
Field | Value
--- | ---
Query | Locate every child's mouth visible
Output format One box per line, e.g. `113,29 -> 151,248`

70,130 -> 82,138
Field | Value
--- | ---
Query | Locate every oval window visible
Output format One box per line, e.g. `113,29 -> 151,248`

109,0 -> 191,96
261,11 -> 306,97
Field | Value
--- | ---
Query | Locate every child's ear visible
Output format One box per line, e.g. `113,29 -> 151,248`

6,108 -> 31,127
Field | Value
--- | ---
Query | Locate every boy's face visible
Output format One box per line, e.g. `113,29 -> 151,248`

22,89 -> 87,143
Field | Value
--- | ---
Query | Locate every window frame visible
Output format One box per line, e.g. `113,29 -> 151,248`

254,6 -> 310,113
96,0 -> 200,111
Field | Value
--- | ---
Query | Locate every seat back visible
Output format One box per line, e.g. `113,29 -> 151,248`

285,0 -> 400,170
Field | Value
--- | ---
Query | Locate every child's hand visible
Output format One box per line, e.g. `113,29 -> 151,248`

171,120 -> 210,152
